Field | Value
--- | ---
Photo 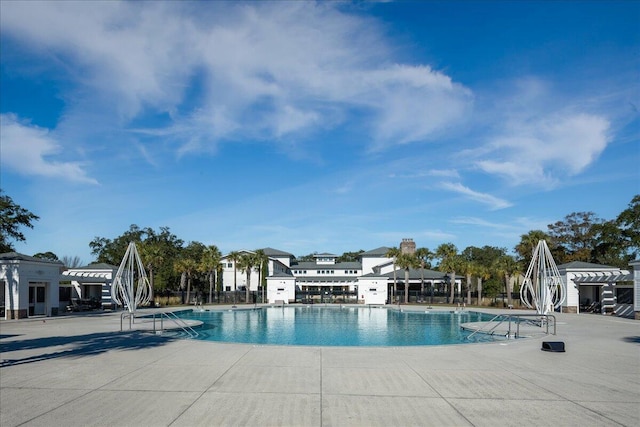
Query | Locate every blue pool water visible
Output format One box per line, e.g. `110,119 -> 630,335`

174,306 -> 501,346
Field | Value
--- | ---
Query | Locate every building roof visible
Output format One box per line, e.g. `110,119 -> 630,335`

557,261 -> 619,270
261,247 -> 294,258
0,252 -> 64,265
361,247 -> 392,257
382,268 -> 450,280
268,271 -> 294,278
291,261 -> 362,270
76,262 -> 118,270
314,252 -> 338,257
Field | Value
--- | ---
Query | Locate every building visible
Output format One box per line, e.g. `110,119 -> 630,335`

61,263 -> 117,309
0,252 -> 64,318
560,261 -> 635,318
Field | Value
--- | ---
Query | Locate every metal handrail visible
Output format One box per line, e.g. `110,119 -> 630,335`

120,311 -> 133,331
466,313 -> 556,339
152,311 -> 199,338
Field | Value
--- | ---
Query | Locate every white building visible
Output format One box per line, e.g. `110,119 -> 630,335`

61,263 -> 117,309
263,245 -> 455,304
1,252 -> 64,318
559,261 -> 635,318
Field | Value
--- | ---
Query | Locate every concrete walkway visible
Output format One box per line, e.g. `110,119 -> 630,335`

1,306 -> 638,426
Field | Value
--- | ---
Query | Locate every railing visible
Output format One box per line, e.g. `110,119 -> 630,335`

120,310 -> 199,338
152,311 -> 199,338
465,313 -> 556,340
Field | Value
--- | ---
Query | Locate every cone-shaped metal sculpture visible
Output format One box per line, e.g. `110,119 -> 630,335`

111,242 -> 151,315
520,240 -> 565,315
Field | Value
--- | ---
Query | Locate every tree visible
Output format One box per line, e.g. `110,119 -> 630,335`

297,252 -> 317,262
199,245 -> 222,304
254,249 -> 268,303
174,257 -> 197,304
237,252 -> 258,303
616,194 -> 640,258
90,224 -> 147,265
436,243 -> 459,304
548,212 -> 603,263
33,251 -> 59,261
396,252 -> 419,303
591,220 -> 630,268
493,254 -> 521,307
61,255 -> 83,268
140,241 -> 165,304
385,247 -> 401,304
473,264 -> 491,305
457,254 -> 477,306
415,247 -> 433,295
0,190 -> 39,253
227,251 -> 242,303
91,225 -> 183,292
337,250 -> 364,263
514,230 -> 551,266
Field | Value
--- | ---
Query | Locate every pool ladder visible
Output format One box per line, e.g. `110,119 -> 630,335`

120,311 -> 199,338
465,313 -> 556,340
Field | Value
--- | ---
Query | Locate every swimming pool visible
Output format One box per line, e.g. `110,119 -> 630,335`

174,306 -> 502,346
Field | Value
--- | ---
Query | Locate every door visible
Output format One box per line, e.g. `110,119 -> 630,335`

29,283 -> 46,316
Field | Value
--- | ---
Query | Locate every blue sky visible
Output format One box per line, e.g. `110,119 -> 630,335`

1,1 -> 638,264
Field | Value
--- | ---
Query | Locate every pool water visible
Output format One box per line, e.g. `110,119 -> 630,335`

175,306 -> 502,346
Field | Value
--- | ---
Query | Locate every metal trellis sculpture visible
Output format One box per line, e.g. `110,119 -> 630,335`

111,242 -> 152,315
520,240 -> 565,315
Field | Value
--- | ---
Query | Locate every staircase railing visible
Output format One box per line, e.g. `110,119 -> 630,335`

120,310 -> 199,338
466,313 -> 556,340
152,311 -> 199,338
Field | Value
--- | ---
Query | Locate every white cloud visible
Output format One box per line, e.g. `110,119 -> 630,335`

0,1 -> 473,155
0,114 -> 98,184
470,77 -> 611,187
439,181 -> 512,210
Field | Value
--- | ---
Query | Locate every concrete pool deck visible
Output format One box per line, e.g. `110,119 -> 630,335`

1,306 -> 638,427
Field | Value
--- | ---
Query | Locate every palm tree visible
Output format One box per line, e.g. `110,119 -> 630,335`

199,245 -> 221,304
515,230 -> 550,266
237,252 -> 257,303
436,243 -> 459,304
140,241 -> 164,305
472,264 -> 490,306
254,249 -> 268,303
174,257 -> 197,304
458,257 -> 477,306
226,251 -> 241,303
493,254 -> 521,307
415,247 -> 433,297
396,252 -> 420,304
385,247 -> 401,304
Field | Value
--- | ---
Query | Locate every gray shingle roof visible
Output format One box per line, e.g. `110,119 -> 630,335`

261,247 -> 294,257
291,261 -> 362,269
0,252 -> 64,265
361,247 -> 392,257
77,262 -> 118,270
557,261 -> 618,270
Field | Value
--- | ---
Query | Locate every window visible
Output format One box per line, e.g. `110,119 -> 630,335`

59,287 -> 71,301
616,288 -> 633,304
227,263 -> 233,268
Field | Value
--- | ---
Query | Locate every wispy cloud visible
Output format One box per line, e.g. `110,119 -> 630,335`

468,78 -> 611,188
0,114 -> 98,184
1,1 -> 472,157
439,181 -> 512,210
